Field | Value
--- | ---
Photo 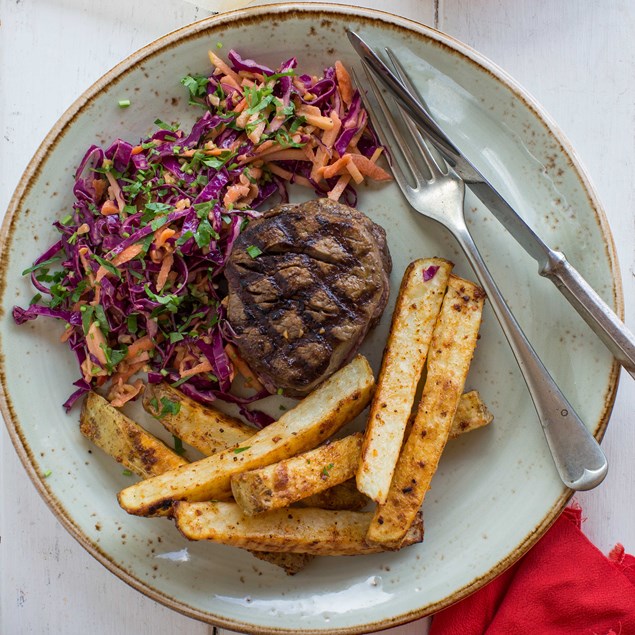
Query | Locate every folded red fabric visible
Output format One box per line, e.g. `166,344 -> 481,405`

430,507 -> 635,635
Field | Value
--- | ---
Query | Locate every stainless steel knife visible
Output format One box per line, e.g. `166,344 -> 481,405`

348,29 -> 635,380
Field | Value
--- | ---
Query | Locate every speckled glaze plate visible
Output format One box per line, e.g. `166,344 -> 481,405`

0,4 -> 622,634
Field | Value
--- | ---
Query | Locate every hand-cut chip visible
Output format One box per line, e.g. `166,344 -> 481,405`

143,382 -> 255,455
298,478 -> 369,511
80,392 -> 188,478
81,392 -> 313,574
231,433 -> 363,515
366,275 -> 485,547
449,390 -> 493,439
357,258 -> 453,504
174,501 -> 423,555
118,355 -> 375,516
249,551 -> 315,575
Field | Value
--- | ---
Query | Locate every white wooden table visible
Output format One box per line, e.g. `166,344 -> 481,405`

2,1 -> 634,633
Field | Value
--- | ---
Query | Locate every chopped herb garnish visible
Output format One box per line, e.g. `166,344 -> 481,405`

154,118 -> 178,131
22,255 -> 61,276
181,74 -> 209,99
43,469 -> 52,478
322,463 -> 335,477
233,446 -> 251,454
172,435 -> 185,455
127,314 -> 138,334
122,469 -> 133,476
246,245 -> 262,259
118,99 -> 131,108
159,397 -> 181,418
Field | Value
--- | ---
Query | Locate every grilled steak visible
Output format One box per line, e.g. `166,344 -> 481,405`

225,199 -> 392,397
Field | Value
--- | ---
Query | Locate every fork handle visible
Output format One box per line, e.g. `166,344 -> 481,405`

540,250 -> 635,380
455,226 -> 608,490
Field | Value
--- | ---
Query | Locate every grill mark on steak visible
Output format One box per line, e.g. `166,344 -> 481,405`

225,199 -> 391,397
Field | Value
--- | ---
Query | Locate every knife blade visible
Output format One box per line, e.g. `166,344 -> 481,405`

348,29 -> 635,379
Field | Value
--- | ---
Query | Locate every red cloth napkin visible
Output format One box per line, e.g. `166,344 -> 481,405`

430,507 -> 635,635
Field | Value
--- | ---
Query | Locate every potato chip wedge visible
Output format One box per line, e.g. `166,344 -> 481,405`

450,390 -> 493,439
174,501 -> 423,555
231,433 -> 363,515
80,392 -> 188,477
357,258 -> 453,504
118,355 -> 375,516
143,382 -> 255,455
366,275 -> 485,547
298,478 -> 369,511
81,392 -> 312,574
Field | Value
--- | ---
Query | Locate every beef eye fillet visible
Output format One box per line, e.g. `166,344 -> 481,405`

225,199 -> 392,397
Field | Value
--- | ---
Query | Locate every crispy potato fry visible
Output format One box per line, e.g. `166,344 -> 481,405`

249,551 -> 315,575
81,392 -> 312,574
80,392 -> 188,478
450,390 -> 493,439
231,433 -> 363,515
357,258 -> 453,504
143,383 -> 255,455
174,501 -> 423,555
118,356 -> 375,516
367,275 -> 485,547
298,478 -> 369,511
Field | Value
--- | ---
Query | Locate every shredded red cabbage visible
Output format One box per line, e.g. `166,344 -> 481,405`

13,48 -> 385,420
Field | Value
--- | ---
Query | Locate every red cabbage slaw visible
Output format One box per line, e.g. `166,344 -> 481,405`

12,48 -> 388,425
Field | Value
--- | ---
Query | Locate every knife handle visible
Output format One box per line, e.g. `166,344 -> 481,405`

541,251 -> 635,379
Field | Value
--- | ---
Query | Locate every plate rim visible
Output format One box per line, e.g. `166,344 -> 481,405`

0,3 -> 622,633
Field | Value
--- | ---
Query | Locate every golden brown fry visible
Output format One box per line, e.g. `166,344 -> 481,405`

357,258 -> 453,504
298,478 -> 369,511
81,392 -> 311,574
80,392 -> 188,478
231,433 -> 363,515
450,390 -> 493,439
366,275 -> 485,547
174,501 -> 423,555
118,356 -> 375,516
143,383 -> 254,455
249,551 -> 315,575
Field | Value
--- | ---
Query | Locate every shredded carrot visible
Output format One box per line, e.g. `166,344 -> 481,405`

321,154 -> 352,179
60,325 -> 74,343
321,110 -> 342,147
225,343 -> 264,391
92,178 -> 107,200
265,162 -> 293,180
105,171 -> 126,212
247,120 -> 267,144
327,174 -> 352,202
100,199 -> 119,216
180,359 -> 213,379
156,252 -> 174,292
256,149 -> 307,163
253,140 -> 275,155
223,183 -> 251,207
335,61 -> 353,106
208,50 -> 242,86
110,361 -> 146,387
86,321 -> 108,366
125,335 -> 155,362
113,244 -> 144,267
345,159 -> 364,184
108,378 -> 144,408
233,97 -> 248,113
349,153 -> 392,181
131,145 -> 144,155
154,227 -> 176,250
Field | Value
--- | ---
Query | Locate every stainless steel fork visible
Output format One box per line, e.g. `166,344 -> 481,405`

354,65 -> 608,491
